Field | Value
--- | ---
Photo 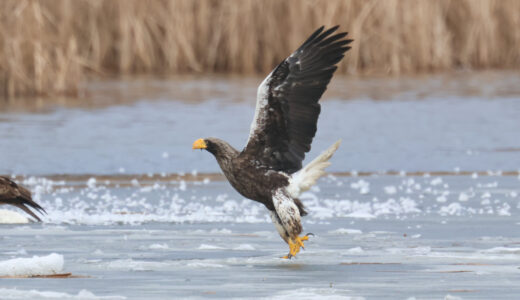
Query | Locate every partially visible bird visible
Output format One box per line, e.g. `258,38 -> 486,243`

193,26 -> 352,258
0,176 -> 46,222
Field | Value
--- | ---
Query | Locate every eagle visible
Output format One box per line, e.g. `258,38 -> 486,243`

0,176 -> 46,222
193,26 -> 351,258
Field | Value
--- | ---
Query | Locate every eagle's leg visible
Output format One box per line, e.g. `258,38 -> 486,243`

270,211 -> 306,259
271,190 -> 313,259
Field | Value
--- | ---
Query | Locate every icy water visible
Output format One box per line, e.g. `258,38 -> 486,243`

1,73 -> 520,299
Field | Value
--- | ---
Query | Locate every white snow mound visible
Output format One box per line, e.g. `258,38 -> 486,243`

0,209 -> 30,224
0,253 -> 64,276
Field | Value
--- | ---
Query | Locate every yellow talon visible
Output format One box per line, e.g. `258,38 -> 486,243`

290,240 -> 300,255
283,234 -> 313,259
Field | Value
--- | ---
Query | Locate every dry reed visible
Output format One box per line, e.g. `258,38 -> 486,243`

1,0 -> 519,99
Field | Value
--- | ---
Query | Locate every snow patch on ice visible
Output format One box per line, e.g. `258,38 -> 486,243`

329,228 -> 363,235
350,180 -> 370,194
266,288 -> 364,300
386,246 -> 431,255
198,244 -> 224,250
430,177 -> 443,186
497,203 -> 511,216
148,243 -> 169,250
308,196 -> 421,220
233,244 -> 256,251
436,195 -> 448,203
209,228 -> 233,235
480,247 -> 520,254
344,247 -> 364,254
186,262 -> 227,268
0,209 -> 30,224
439,203 -> 464,216
458,192 -> 470,202
444,295 -> 463,300
104,259 -> 169,271
0,253 -> 64,276
383,186 -> 397,195
87,177 -> 97,189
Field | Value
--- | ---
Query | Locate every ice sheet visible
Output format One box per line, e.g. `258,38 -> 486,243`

0,175 -> 519,299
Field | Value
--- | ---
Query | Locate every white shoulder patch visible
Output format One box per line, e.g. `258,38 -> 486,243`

245,71 -> 272,146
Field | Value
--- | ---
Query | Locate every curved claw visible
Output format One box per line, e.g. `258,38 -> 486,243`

305,232 -> 315,237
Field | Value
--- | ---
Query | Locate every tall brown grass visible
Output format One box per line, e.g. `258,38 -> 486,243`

1,0 -> 519,99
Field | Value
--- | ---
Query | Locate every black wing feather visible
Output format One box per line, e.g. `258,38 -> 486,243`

0,176 -> 46,222
242,26 -> 352,173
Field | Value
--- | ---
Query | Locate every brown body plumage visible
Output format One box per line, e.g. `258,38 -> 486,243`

204,138 -> 307,215
193,26 -> 351,258
0,176 -> 46,222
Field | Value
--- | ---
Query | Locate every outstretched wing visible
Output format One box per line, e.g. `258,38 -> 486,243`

0,176 -> 46,222
241,26 -> 352,174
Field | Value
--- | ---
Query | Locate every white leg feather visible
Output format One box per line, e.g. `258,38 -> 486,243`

271,188 -> 312,258
287,139 -> 341,198
269,211 -> 288,243
272,189 -> 302,240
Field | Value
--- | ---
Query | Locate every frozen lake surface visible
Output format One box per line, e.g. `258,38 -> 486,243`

1,174 -> 520,299
1,73 -> 520,299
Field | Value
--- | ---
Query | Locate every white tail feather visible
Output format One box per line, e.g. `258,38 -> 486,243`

287,139 -> 341,198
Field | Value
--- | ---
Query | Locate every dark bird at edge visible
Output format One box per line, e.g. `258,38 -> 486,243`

0,176 -> 46,222
193,26 -> 352,258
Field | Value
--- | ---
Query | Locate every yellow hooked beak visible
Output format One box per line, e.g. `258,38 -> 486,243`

192,138 -> 207,149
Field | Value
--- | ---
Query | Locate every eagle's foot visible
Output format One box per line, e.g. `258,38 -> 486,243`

281,234 -> 313,259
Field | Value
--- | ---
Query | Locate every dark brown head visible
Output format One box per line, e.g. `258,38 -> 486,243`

192,137 -> 239,159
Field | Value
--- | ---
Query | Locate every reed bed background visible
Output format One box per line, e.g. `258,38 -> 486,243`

1,0 -> 520,99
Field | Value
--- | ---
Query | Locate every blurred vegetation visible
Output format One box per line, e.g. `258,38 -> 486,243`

1,0 -> 520,99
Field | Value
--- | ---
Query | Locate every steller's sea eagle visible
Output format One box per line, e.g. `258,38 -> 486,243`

193,26 -> 351,258
0,176 -> 46,222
